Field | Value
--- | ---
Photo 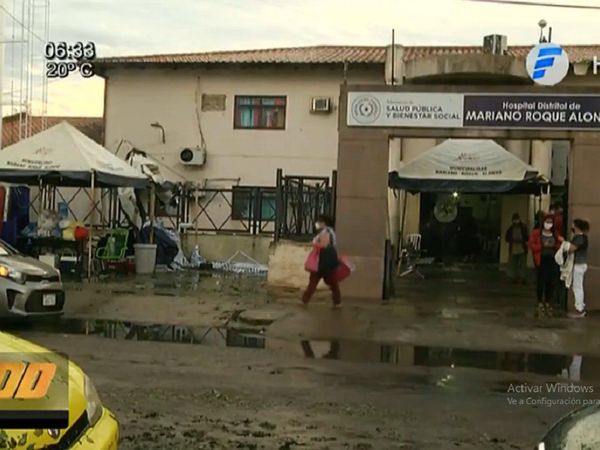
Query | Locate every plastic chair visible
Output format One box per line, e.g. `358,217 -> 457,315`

96,229 -> 129,262
398,233 -> 426,278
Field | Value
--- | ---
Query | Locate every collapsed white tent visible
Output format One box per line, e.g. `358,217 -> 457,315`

0,121 -> 148,188
388,139 -> 544,194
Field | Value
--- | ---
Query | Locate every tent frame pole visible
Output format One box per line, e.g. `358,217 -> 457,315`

400,190 -> 408,247
396,189 -> 408,272
87,171 -> 95,281
149,183 -> 156,244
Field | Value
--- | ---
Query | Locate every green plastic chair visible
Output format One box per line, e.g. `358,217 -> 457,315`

96,229 -> 129,262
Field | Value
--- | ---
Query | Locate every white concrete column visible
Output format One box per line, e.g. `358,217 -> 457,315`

504,139 -> 530,163
388,138 -> 402,245
531,140 -> 552,176
500,140 -> 533,266
531,140 -> 552,213
399,138 -> 437,236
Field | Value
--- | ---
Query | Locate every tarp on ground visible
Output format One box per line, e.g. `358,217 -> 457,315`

0,121 -> 148,188
388,139 -> 543,194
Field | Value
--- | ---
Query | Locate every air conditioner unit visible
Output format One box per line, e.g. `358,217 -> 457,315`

310,97 -> 331,113
483,34 -> 508,55
179,147 -> 206,166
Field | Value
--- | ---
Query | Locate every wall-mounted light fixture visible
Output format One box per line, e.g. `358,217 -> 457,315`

150,122 -> 166,144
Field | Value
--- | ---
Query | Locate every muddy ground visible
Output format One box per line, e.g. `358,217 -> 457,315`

16,331 -> 584,450
14,267 -> 597,449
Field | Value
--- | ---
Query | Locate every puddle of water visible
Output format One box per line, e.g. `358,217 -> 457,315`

15,318 -> 600,383
21,318 -> 229,346
273,339 -> 600,383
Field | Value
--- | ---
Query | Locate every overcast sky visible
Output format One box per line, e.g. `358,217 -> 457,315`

3,0 -> 600,117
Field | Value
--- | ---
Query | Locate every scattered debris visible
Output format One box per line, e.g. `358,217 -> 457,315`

212,251 -> 268,275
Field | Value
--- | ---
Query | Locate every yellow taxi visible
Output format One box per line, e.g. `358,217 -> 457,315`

0,331 -> 119,449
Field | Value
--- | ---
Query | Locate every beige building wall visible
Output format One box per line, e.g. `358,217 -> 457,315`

103,65 -> 382,241
104,66 -> 383,187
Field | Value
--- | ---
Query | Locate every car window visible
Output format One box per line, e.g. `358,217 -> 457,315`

0,241 -> 17,256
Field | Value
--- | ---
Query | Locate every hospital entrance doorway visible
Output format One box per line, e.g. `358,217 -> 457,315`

419,193 -> 503,264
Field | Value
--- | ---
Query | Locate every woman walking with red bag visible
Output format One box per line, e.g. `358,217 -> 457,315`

302,215 -> 342,307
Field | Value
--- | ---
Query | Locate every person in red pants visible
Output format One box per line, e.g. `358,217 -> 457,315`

302,214 -> 341,307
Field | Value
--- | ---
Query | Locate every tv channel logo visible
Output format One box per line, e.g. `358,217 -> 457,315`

526,43 -> 569,86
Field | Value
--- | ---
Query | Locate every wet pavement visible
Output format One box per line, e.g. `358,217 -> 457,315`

5,263 -> 600,448
12,315 -> 600,385
17,331 -> 589,449
53,264 -> 600,357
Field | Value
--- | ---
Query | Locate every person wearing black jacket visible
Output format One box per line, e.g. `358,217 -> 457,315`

505,213 -> 529,284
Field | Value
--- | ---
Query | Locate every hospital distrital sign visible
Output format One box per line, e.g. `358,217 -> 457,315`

347,92 -> 600,130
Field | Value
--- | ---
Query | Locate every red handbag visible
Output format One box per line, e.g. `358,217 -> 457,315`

304,246 -> 320,273
334,256 -> 354,282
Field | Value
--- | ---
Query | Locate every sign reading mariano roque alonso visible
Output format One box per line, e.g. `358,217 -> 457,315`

347,92 -> 600,130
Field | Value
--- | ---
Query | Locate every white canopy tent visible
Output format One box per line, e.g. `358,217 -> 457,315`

388,139 -> 545,194
0,121 -> 148,188
389,139 -> 550,273
0,121 -> 149,278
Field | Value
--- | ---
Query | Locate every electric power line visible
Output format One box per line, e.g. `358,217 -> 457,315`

465,0 -> 600,10
0,4 -> 46,43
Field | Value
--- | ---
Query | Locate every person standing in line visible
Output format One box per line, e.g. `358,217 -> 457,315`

302,214 -> 341,307
550,202 -> 565,237
534,209 -> 545,230
529,214 -> 561,315
568,219 -> 590,318
505,213 -> 529,284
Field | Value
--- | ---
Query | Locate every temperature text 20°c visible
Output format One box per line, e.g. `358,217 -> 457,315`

46,61 -> 95,78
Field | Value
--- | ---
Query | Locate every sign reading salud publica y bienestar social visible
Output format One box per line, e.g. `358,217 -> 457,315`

347,92 -> 600,130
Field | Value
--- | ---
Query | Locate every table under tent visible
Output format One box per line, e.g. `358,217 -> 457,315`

0,121 -> 149,278
388,139 -> 549,276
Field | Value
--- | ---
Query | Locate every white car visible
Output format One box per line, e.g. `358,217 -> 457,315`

0,240 -> 65,317
538,405 -> 600,449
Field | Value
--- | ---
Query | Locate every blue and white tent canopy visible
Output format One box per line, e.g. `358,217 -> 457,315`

388,139 -> 545,194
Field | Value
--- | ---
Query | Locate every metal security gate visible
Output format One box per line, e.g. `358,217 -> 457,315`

274,169 -> 337,242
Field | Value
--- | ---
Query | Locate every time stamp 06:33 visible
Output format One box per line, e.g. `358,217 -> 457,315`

45,41 -> 96,79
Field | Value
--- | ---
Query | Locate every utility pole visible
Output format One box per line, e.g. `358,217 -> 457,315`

0,0 -> 4,150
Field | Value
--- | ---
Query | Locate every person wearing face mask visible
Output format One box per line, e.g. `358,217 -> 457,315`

302,214 -> 341,307
529,214 -> 562,315
567,219 -> 590,318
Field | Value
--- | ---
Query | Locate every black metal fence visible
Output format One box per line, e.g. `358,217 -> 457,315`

275,169 -> 337,242
30,185 -> 128,229
28,169 -> 337,239
185,186 -> 276,235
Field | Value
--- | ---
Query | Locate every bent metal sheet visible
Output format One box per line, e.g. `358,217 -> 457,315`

347,92 -> 600,130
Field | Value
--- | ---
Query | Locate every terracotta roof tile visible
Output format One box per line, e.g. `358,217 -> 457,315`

2,114 -> 103,147
94,44 -> 600,68
96,46 -> 385,65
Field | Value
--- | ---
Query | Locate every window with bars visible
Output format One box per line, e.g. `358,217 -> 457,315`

234,96 -> 286,130
231,187 -> 277,222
